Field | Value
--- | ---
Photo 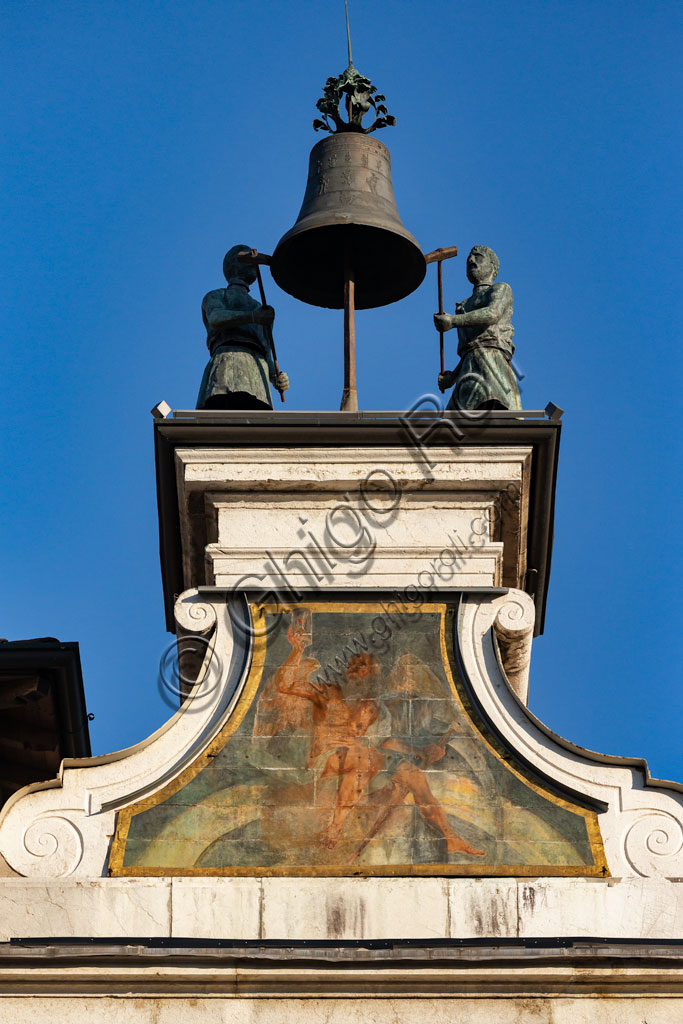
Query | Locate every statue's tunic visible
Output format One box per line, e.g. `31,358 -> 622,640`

197,283 -> 276,410
449,281 -> 521,411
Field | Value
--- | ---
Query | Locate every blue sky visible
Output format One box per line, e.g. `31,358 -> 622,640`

2,1 -> 682,781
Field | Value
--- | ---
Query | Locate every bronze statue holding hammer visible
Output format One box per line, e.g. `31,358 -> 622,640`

433,245 -> 521,412
196,245 -> 289,410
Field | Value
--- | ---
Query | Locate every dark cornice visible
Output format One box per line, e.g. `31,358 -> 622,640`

2,937 -> 682,998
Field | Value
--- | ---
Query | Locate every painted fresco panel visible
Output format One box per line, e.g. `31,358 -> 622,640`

110,604 -> 606,876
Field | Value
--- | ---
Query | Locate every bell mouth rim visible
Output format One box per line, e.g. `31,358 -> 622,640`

271,222 -> 426,311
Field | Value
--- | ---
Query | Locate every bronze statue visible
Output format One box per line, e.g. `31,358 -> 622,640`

433,246 -> 521,411
197,245 -> 289,410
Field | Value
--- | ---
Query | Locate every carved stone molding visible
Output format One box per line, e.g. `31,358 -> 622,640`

458,590 -> 683,879
0,590 -> 245,878
175,446 -> 532,596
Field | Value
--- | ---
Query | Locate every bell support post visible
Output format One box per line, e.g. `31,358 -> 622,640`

341,236 -> 358,411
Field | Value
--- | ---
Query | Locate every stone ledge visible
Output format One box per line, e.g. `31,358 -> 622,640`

2,876 -> 683,943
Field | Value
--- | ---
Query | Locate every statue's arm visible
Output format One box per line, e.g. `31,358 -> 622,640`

454,284 -> 511,327
434,284 -> 511,333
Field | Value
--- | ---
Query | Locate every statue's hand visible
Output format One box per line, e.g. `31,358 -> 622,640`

433,313 -> 453,333
273,370 -> 290,392
438,370 -> 457,393
254,304 -> 275,326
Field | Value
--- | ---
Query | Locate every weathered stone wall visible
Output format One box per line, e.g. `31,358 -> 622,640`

1,995 -> 681,1024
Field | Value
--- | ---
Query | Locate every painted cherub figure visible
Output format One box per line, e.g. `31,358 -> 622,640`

434,245 -> 521,411
266,619 -> 484,859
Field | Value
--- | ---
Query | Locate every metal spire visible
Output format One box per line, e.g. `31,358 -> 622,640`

344,0 -> 353,66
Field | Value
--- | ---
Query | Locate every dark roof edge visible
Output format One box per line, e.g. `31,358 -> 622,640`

0,641 -> 91,758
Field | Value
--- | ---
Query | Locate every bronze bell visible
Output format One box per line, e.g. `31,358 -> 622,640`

271,132 -> 425,309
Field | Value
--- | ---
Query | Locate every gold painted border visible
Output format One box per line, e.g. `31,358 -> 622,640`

439,606 -> 607,877
109,601 -> 607,877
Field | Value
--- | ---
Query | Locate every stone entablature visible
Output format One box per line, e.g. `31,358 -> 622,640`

153,412 -> 560,635
175,445 -> 530,596
2,935 -> 683,1023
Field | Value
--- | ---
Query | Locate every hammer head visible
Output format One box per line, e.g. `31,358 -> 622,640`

238,249 -> 272,266
424,245 -> 458,265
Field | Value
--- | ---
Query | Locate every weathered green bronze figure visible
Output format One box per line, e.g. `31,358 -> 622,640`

197,245 -> 289,410
434,246 -> 521,411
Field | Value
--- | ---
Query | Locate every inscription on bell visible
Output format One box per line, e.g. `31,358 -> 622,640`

305,140 -> 394,207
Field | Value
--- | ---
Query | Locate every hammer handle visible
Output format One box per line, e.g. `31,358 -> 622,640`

438,260 -> 445,375
254,265 -> 285,403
